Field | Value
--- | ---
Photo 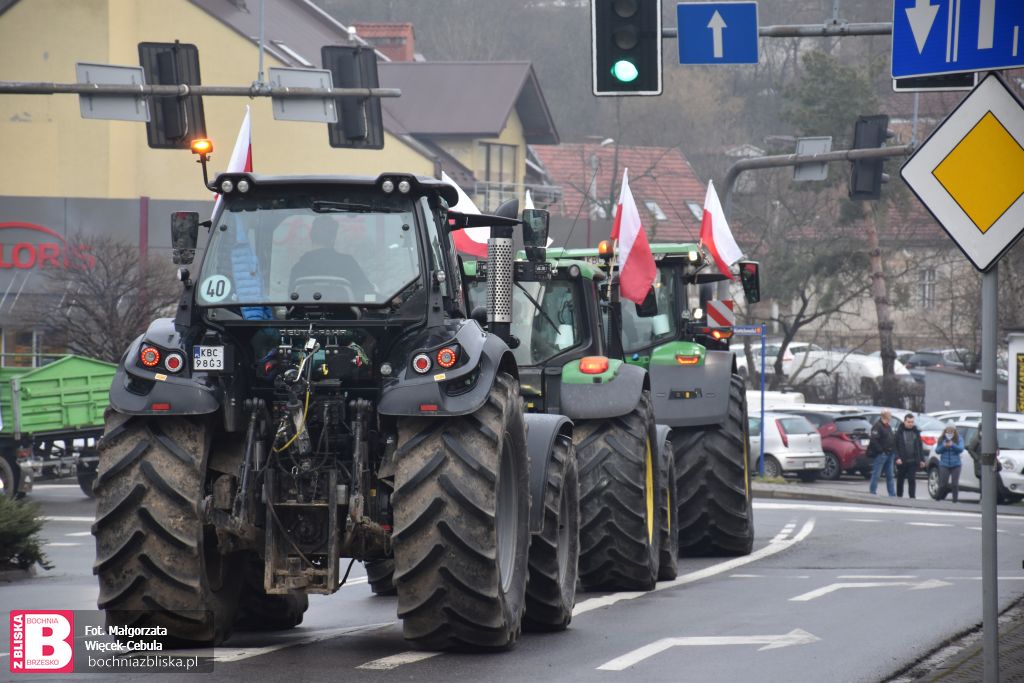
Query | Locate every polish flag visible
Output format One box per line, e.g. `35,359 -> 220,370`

442,171 -> 488,257
212,106 -> 253,217
699,179 -> 742,280
611,168 -> 656,304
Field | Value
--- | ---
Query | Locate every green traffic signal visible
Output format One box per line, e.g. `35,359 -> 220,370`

611,59 -> 639,83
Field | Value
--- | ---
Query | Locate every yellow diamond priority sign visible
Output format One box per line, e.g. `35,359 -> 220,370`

901,74 -> 1024,271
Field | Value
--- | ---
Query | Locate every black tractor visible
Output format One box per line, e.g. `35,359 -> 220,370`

92,164 -> 579,651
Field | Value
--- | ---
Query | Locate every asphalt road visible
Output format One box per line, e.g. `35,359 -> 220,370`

3,484 -> 1023,683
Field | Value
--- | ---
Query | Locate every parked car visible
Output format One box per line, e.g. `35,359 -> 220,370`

929,410 -> 1024,426
733,341 -> 823,376
746,390 -> 806,413
869,349 -> 915,366
779,409 -> 874,480
904,350 -> 965,383
926,421 -> 1024,504
853,408 -> 945,461
786,351 -> 912,395
748,411 -> 826,481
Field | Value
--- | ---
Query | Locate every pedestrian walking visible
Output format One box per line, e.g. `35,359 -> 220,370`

933,425 -> 965,502
868,409 -> 897,496
894,413 -> 925,498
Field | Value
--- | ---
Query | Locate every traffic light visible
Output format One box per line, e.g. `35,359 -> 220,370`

138,42 -> 206,149
849,114 -> 894,201
592,0 -> 662,96
322,46 -> 384,150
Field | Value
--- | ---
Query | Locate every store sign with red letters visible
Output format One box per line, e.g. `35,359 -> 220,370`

0,223 -> 95,271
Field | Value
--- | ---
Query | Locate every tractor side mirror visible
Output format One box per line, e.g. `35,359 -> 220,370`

521,209 -> 549,263
634,287 -> 658,317
738,260 -> 761,304
171,211 -> 200,265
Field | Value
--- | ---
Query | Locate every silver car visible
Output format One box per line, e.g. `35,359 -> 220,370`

749,412 -> 826,481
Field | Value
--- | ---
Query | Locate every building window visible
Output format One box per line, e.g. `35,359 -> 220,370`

918,267 -> 936,308
477,142 -> 518,210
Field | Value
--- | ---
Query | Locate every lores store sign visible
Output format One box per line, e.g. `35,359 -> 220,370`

0,223 -> 95,271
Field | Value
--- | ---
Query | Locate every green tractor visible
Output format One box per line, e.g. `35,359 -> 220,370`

550,242 -> 760,557
91,166 -> 581,651
465,246 -> 677,589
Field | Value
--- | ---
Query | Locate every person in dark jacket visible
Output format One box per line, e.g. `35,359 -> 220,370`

289,216 -> 372,296
933,425 -> 965,502
868,409 -> 897,496
894,413 -> 925,498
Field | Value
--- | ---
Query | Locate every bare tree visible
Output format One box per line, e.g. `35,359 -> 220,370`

20,236 -> 179,363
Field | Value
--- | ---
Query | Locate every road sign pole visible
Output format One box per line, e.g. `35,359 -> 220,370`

760,323 -> 766,477
980,263 -> 999,683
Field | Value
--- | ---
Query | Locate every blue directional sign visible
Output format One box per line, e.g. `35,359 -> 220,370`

892,0 -> 1024,78
677,2 -> 759,65
732,324 -> 765,336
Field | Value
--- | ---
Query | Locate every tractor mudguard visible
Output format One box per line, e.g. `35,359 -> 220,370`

523,413 -> 573,534
649,348 -> 733,428
108,322 -> 223,416
378,321 -> 516,417
558,361 -> 648,421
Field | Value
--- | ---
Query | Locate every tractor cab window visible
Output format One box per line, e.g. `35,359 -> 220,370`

620,268 -> 677,353
197,192 -> 420,307
510,280 -> 580,367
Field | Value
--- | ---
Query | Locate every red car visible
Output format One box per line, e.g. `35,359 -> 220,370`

780,411 -> 873,480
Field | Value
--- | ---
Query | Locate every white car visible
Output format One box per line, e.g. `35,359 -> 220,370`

748,411 -> 826,481
928,410 -> 1024,426
785,351 -> 912,393
926,420 -> 1024,504
733,341 -> 823,376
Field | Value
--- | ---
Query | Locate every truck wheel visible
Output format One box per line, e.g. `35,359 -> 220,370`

0,454 -> 15,499
365,559 -> 397,596
92,411 -> 240,645
234,553 -> 308,631
673,374 -> 754,557
575,392 -> 660,591
77,469 -> 97,499
524,434 -> 579,632
658,438 -> 679,581
392,373 -> 529,650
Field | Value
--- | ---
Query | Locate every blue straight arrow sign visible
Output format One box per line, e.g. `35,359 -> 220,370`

892,0 -> 1024,77
678,2 -> 759,65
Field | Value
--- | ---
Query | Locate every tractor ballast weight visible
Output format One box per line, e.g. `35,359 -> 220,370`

93,170 -> 580,650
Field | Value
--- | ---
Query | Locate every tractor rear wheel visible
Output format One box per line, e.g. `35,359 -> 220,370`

92,411 -> 240,645
523,434 -> 579,632
575,392 -> 661,591
392,373 -> 529,650
672,374 -> 754,557
364,559 -> 396,596
657,437 -> 679,581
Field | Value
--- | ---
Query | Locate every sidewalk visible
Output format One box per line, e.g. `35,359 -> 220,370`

751,478 -> 1024,517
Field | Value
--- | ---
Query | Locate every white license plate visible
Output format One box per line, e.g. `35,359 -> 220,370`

193,345 -> 224,370
804,462 -> 820,469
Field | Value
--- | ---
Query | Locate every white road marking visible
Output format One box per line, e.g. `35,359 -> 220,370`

356,651 -> 441,670
31,484 -> 79,489
573,519 -> 815,617
596,629 -> 821,671
906,522 -> 953,527
943,576 -> 1024,581
967,526 -> 982,531
790,579 -> 952,602
44,542 -> 82,547
42,516 -> 94,523
754,501 -> 1024,522
837,575 -> 917,579
730,574 -> 763,578
845,518 -> 884,523
172,622 -> 394,663
66,531 -> 92,537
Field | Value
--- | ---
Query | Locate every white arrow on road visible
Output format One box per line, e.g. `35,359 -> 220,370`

707,10 -> 727,59
905,0 -> 940,53
597,629 -> 820,671
790,578 -> 952,602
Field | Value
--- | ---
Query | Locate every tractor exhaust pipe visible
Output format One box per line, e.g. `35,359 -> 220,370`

487,199 -> 519,345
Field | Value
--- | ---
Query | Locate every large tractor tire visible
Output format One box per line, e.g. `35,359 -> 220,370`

672,374 -> 754,557
657,436 -> 679,581
575,392 -> 660,591
0,453 -> 15,499
364,559 -> 397,596
234,553 -> 308,631
92,411 -> 240,645
523,435 -> 579,632
77,461 -> 97,499
392,373 -> 530,651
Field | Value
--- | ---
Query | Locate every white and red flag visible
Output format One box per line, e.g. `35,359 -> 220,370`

442,171 -> 488,258
212,106 -> 253,217
611,168 -> 656,304
699,179 -> 742,280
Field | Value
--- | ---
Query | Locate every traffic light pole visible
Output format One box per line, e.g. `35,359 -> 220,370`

717,144 -> 915,218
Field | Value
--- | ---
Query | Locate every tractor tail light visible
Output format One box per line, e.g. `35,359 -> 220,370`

675,354 -> 701,365
579,356 -> 609,374
436,346 -> 459,369
140,345 -> 161,367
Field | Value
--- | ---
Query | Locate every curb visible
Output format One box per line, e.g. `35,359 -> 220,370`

751,483 -> 1024,516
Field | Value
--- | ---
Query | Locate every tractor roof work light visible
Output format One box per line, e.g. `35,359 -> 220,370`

190,138 -> 213,158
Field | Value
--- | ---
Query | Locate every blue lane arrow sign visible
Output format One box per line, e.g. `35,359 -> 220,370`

892,0 -> 1024,78
678,2 -> 759,65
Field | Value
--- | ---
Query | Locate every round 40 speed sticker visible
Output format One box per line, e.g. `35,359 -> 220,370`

200,275 -> 232,303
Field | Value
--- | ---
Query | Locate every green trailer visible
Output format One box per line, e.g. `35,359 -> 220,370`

0,355 -> 117,498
